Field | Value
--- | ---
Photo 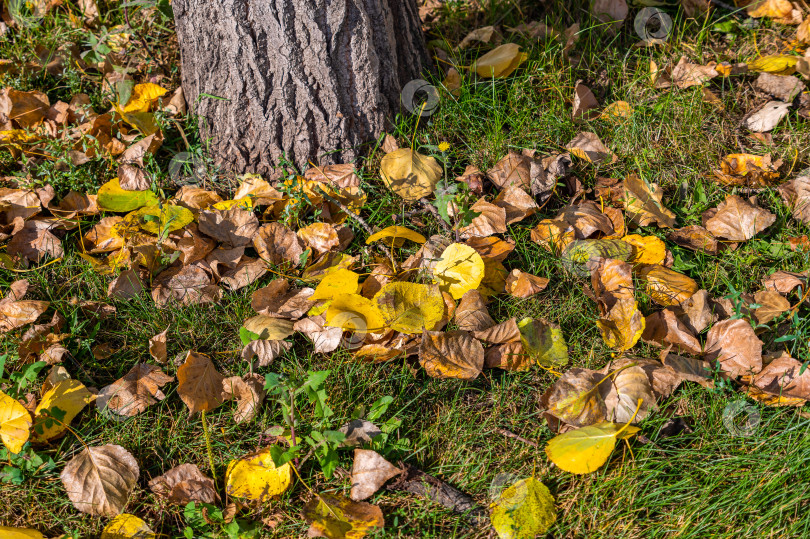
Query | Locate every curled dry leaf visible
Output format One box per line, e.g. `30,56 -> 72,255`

667,226 -> 718,255
253,222 -> 306,267
714,153 -> 780,188
565,131 -> 617,165
60,444 -> 139,516
505,269 -> 549,298
473,317 -> 520,344
762,270 -> 806,295
298,222 -> 340,255
252,280 -> 316,320
465,236 -> 515,263
530,219 -> 575,253
350,449 -> 402,501
704,319 -> 763,377
379,148 -> 442,202
622,174 -> 676,228
0,280 -> 49,333
753,353 -> 810,400
642,309 -> 702,355
473,43 -> 527,78
591,259 -> 644,351
455,290 -> 495,332
241,339 -> 292,367
558,201 -> 614,239
7,219 -> 64,263
572,81 -> 599,121
225,446 -> 292,502
82,216 -> 124,253
176,351 -> 227,414
638,265 -> 698,307
294,316 -> 342,354
149,463 -> 219,505
366,225 -> 426,246
222,374 -> 266,424
777,175 -> 810,226
705,195 -> 776,241
753,289 -> 790,324
484,341 -> 528,371
243,315 -> 295,341
600,365 -> 656,424
671,56 -> 718,88
486,151 -> 532,191
457,199 -> 508,239
419,330 -> 485,380
149,327 -> 168,363
493,185 -> 538,224
97,364 -> 174,418
541,368 -> 606,427
676,289 -> 713,334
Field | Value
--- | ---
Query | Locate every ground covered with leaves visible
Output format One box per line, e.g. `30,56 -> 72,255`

2,0 -> 810,538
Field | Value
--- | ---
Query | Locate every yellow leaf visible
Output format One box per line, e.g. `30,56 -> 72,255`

121,83 -> 168,114
474,43 -> 528,78
0,390 -> 32,454
0,526 -> 46,539
490,477 -> 557,539
596,297 -> 645,351
622,234 -> 666,265
374,282 -> 445,334
517,318 -> 568,367
433,243 -> 485,299
122,204 -> 194,235
33,380 -> 94,442
365,225 -> 426,246
379,148 -> 442,202
600,101 -> 633,122
310,268 -> 362,301
325,293 -> 386,333
747,0 -> 793,19
225,446 -> 293,502
100,514 -> 156,538
303,493 -> 384,539
747,55 -> 799,75
639,265 -> 698,307
545,421 -> 640,474
97,178 -> 160,213
211,198 -> 254,211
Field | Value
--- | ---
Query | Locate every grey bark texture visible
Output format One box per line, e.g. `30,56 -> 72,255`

173,0 -> 431,175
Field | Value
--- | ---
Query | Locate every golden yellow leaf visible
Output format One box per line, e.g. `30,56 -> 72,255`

303,493 -> 384,539
310,268 -> 361,301
225,446 -> 293,502
373,282 -> 445,334
120,83 -> 168,114
97,178 -> 160,213
433,243 -> 485,300
365,225 -> 426,246
379,148 -> 442,202
596,297 -> 645,351
100,514 -> 156,539
714,153 -> 779,187
638,265 -> 698,307
211,197 -> 254,211
122,204 -> 194,235
600,101 -> 633,122
324,293 -> 386,333
747,0 -> 793,20
545,421 -> 640,474
622,234 -> 666,265
33,380 -> 94,442
518,318 -> 568,367
622,174 -> 675,228
0,526 -> 46,539
0,390 -> 32,454
490,477 -> 557,539
748,55 -> 799,75
474,43 -> 528,78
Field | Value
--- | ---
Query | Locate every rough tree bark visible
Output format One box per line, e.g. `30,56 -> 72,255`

173,0 -> 431,175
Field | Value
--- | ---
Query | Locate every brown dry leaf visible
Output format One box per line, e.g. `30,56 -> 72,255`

505,269 -> 550,298
303,493 -> 384,539
297,222 -> 339,256
117,163 -> 150,191
744,101 -> 791,132
705,195 -> 775,241
454,165 -> 485,195
484,341 -> 528,370
610,356 -> 685,400
622,174 -> 676,228
401,235 -> 451,274
704,319 -> 763,377
82,217 -> 124,253
762,270 -> 806,295
7,219 -> 64,263
600,364 -> 656,424
747,0 -> 797,22
241,339 -> 292,367
198,207 -> 259,248
638,265 -> 698,307
152,264 -> 222,306
676,289 -> 714,334
572,81 -> 600,121
591,0 -> 628,32
753,352 -> 810,400
305,163 -> 361,189
107,270 -> 144,301
222,374 -> 266,424
167,224 -> 217,265
458,25 -> 502,48
0,88 -> 49,128
473,317 -> 520,344
777,175 -> 810,226
419,330 -> 484,380
671,56 -> 718,88
540,368 -> 606,427
243,315 -> 295,340
530,219 -> 575,253
753,289 -> 790,324
220,257 -> 268,291
457,199 -> 507,239
662,352 -> 713,386
176,351 -> 227,414
486,151 -> 532,191
0,280 -> 49,333
149,328 -> 168,363
294,316 -> 342,354
253,223 -> 306,267
252,280 -> 316,320
714,153 -> 780,188
755,72 -> 805,101
557,201 -> 614,239
455,290 -> 495,332
174,186 -> 223,212
642,309 -> 702,355
350,449 -> 402,501
596,296 -> 646,352
667,226 -> 718,255
565,131 -> 617,165
465,236 -> 515,263
353,344 -> 405,363
149,463 -> 219,506
493,185 -> 538,224
60,444 -> 139,517
97,364 -> 174,417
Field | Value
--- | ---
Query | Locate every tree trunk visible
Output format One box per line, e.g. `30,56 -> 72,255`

172,0 -> 431,175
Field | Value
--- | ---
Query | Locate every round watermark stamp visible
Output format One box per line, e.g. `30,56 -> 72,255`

634,7 -> 673,45
489,472 -> 523,503
168,152 -> 208,186
401,79 -> 440,117
722,400 -> 760,437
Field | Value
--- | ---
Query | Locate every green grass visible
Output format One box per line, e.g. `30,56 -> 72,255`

2,0 -> 810,537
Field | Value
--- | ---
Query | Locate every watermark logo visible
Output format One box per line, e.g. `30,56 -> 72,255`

168,152 -> 208,186
401,79 -> 440,117
489,473 -> 524,504
6,0 -> 46,28
722,400 -> 760,437
634,7 -> 673,45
